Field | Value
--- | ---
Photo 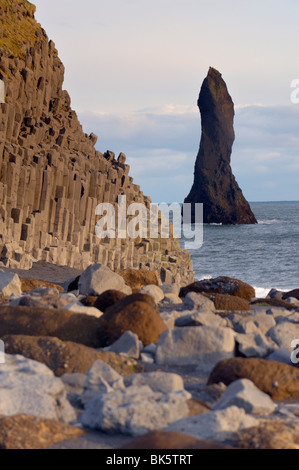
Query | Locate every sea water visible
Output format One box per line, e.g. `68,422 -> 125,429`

180,201 -> 299,297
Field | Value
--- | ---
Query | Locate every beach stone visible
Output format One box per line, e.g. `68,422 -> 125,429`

232,420 -> 299,449
61,302 -> 103,318
213,294 -> 250,311
208,357 -> 299,400
0,306 -> 104,348
266,348 -> 293,366
1,335 -> 138,377
0,354 -> 76,423
107,331 -> 140,359
164,406 -> 258,442
231,312 -> 275,335
282,289 -> 299,301
66,275 -> 80,292
265,307 -> 292,320
183,292 -> 215,311
100,294 -> 167,346
80,360 -> 125,406
121,431 -> 232,449
20,278 -> 64,293
78,264 -> 131,296
0,414 -> 85,450
9,287 -> 63,308
196,383 -> 227,408
81,386 -> 191,436
160,284 -> 180,296
116,269 -> 159,293
180,277 -> 255,301
213,379 -> 276,414
235,332 -> 277,358
139,285 -> 164,303
285,297 -> 299,307
175,311 -> 227,328
81,290 -> 126,312
251,298 -> 297,311
0,270 -> 22,297
267,288 -> 284,300
267,322 -> 299,349
155,326 -> 236,368
162,294 -> 183,305
125,372 -> 184,394
140,353 -> 154,364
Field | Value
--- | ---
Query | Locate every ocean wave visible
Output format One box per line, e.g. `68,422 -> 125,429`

257,219 -> 281,225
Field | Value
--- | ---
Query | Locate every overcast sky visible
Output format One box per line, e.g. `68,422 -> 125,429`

34,0 -> 299,202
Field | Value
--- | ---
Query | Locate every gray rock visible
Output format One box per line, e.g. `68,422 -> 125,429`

61,302 -> 103,318
139,285 -> 164,303
142,343 -> 157,356
266,288 -> 284,300
213,379 -> 276,414
0,354 -> 76,423
107,331 -> 140,359
175,311 -> 227,328
125,372 -> 184,394
229,312 -> 275,336
266,348 -> 293,365
78,264 -> 131,296
0,270 -> 22,297
164,406 -> 258,442
163,294 -> 183,305
80,360 -> 125,406
236,332 -> 277,358
183,292 -> 215,311
275,311 -> 299,324
160,284 -> 180,296
155,326 -> 236,368
267,322 -> 299,349
285,297 -> 299,306
81,386 -> 191,436
140,353 -> 154,364
159,311 -> 179,329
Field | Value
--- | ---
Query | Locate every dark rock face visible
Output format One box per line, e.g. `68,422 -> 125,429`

184,67 -> 257,225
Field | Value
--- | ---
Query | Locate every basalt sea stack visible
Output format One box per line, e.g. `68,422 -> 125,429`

184,67 -> 257,225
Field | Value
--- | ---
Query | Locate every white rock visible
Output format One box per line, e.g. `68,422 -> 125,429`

175,311 -> 227,328
142,343 -> 157,355
155,326 -> 236,368
266,348 -> 293,365
80,360 -> 125,406
183,292 -> 215,311
165,406 -> 258,441
139,285 -> 164,303
107,331 -> 140,359
160,284 -> 180,296
81,386 -> 191,436
78,264 -> 131,296
163,294 -> 183,305
62,302 -> 103,318
0,354 -> 76,423
126,372 -> 185,394
0,270 -> 22,297
236,332 -> 277,358
140,353 -> 154,364
213,379 -> 276,414
267,322 -> 299,349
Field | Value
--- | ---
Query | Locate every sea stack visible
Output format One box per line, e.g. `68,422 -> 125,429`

184,67 -> 257,225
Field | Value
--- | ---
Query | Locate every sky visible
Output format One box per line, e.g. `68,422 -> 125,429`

33,0 -> 299,203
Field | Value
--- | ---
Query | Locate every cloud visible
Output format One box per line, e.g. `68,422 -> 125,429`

78,104 -> 299,202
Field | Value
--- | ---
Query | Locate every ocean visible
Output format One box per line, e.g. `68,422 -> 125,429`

180,201 -> 299,298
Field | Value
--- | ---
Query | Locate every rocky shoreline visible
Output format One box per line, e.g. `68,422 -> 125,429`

0,263 -> 298,449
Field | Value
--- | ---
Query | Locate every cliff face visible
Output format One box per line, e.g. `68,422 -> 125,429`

184,67 -> 257,225
0,0 -> 193,284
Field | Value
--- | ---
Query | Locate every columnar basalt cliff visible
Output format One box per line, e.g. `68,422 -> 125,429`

184,67 -> 257,225
0,0 -> 193,284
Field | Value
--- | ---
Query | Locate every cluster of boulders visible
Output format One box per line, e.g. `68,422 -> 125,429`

0,265 -> 299,449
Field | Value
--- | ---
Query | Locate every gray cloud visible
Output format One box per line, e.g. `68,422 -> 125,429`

78,104 -> 299,202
